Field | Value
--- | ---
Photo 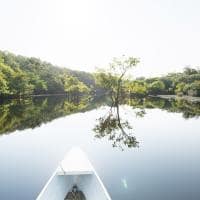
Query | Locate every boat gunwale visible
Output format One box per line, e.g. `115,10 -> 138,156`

36,148 -> 112,200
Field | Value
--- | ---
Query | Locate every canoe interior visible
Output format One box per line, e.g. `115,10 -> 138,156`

37,173 -> 110,200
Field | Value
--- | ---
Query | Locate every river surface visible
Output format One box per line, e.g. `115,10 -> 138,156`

0,96 -> 200,200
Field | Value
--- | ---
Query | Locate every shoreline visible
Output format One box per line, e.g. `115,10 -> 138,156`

0,93 -> 67,101
152,95 -> 200,102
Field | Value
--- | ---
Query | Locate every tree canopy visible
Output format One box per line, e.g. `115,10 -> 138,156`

1,50 -> 200,99
0,51 -> 92,98
95,56 -> 140,103
128,67 -> 200,97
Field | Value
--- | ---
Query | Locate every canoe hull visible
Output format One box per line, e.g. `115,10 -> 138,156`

36,148 -> 111,200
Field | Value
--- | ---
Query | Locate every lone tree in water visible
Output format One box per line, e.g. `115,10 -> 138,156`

95,55 -> 140,105
94,56 -> 140,150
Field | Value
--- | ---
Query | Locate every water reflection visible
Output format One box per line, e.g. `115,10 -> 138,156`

93,96 -> 200,149
93,105 -> 139,150
0,95 -> 200,137
0,96 -> 92,135
128,97 -> 200,119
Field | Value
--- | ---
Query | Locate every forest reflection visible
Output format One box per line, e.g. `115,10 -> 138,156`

0,95 -> 92,135
128,97 -> 200,119
0,95 -> 200,138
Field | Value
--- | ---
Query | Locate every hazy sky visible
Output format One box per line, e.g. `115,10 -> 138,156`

0,0 -> 200,77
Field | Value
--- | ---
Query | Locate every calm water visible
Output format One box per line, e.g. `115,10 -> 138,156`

0,96 -> 200,200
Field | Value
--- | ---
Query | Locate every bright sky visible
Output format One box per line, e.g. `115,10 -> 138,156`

0,0 -> 200,77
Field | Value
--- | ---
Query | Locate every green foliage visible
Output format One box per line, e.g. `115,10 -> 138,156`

0,61 -> 15,95
1,50 -> 200,98
63,75 -> 90,95
95,56 -> 140,101
147,80 -> 165,95
175,82 -> 186,96
128,81 -> 147,97
184,67 -> 198,75
0,72 -> 9,94
185,81 -> 200,96
29,74 -> 47,94
95,56 -> 200,98
129,67 -> 200,97
11,69 -> 34,96
95,71 -> 118,92
0,50 -> 92,97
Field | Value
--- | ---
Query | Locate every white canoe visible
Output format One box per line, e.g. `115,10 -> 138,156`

36,147 -> 112,200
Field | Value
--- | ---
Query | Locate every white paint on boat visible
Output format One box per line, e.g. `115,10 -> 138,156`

36,147 -> 112,200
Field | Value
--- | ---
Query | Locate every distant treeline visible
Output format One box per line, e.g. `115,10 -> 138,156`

1,50 -> 200,98
0,51 -> 94,98
128,68 -> 200,97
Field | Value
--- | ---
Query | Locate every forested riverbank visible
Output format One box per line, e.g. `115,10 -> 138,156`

1,50 -> 200,100
0,51 -> 93,98
129,67 -> 200,97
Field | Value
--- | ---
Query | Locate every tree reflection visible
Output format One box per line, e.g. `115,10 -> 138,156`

0,95 -> 93,135
93,101 -> 139,150
0,95 -> 199,138
93,95 -> 200,150
93,56 -> 140,150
